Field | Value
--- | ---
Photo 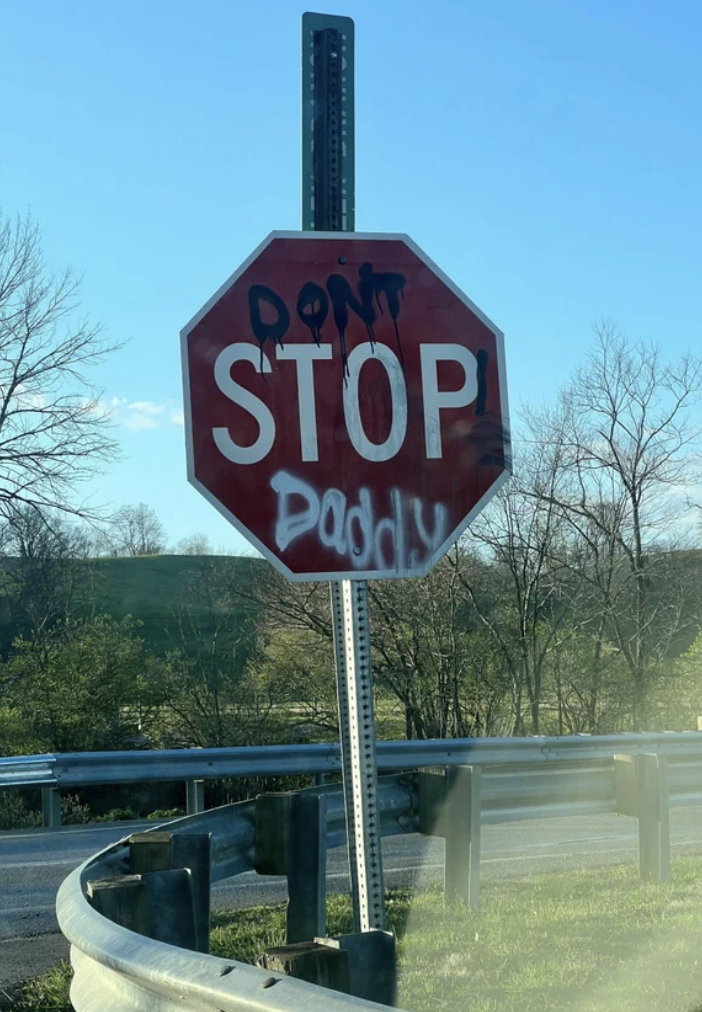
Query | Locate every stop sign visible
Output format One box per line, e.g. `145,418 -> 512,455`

181,232 -> 509,581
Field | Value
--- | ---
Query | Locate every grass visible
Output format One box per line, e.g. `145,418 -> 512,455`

15,858 -> 702,1011
211,858 -> 702,1012
6,963 -> 72,1011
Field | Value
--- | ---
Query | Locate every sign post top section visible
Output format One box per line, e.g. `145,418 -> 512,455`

181,231 -> 510,583
302,13 -> 355,231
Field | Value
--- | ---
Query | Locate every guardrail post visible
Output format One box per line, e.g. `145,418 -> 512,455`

418,767 -> 448,838
87,875 -> 149,934
130,831 -> 171,873
287,792 -> 327,943
255,791 -> 328,944
254,792 -> 291,876
614,753 -> 670,882
129,831 -> 211,952
87,869 -> 197,949
258,930 -> 396,1005
142,868 -> 198,949
328,930 -> 397,1005
445,765 -> 481,909
418,765 -> 481,909
186,779 -> 205,814
41,787 -> 61,828
258,941 -> 350,993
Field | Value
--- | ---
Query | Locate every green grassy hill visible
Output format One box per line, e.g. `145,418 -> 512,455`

0,554 -> 264,658
88,554 -> 263,655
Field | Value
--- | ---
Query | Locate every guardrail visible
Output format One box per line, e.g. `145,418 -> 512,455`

55,747 -> 702,1011
5,732 -> 702,828
57,778 -> 415,1011
4,731 -> 702,791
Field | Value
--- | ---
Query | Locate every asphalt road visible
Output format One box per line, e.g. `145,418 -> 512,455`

3,809 -> 702,995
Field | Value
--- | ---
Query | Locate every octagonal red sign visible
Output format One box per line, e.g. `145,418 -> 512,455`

181,232 -> 510,581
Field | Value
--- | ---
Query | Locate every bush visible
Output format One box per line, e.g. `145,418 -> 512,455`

0,791 -> 42,830
95,807 -> 139,823
60,793 -> 92,825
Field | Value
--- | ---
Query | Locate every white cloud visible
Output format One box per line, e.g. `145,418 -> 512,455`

129,401 -> 165,416
123,401 -> 166,432
103,397 -> 185,433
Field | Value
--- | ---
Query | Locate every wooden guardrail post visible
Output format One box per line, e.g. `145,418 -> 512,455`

614,753 -> 670,881
129,830 -> 211,952
254,790 -> 328,943
287,792 -> 327,943
87,875 -> 149,934
258,930 -> 396,1005
258,941 -> 350,993
87,869 -> 198,949
254,793 -> 291,876
41,787 -> 61,828
418,765 -> 481,909
326,930 -> 397,1006
142,868 -> 199,948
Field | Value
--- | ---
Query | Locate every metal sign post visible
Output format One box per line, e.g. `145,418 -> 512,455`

181,15 -> 509,969
302,13 -> 385,933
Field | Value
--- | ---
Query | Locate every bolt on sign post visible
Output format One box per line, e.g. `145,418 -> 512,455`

180,13 -> 510,937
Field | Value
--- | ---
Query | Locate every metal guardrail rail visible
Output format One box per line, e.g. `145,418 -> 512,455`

0,754 -> 58,788
5,732 -> 702,790
57,779 -> 415,1012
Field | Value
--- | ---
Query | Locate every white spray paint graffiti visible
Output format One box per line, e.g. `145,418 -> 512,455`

270,470 -> 449,572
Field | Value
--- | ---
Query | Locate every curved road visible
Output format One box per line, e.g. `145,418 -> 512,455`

3,809 -> 702,997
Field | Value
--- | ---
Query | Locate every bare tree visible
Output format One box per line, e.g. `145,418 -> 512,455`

175,532 -> 213,555
161,559 -> 272,748
242,558 -> 512,742
108,503 -> 167,557
0,212 -> 119,520
454,438 -> 577,735
529,324 -> 702,728
368,556 -> 513,739
0,508 -> 98,655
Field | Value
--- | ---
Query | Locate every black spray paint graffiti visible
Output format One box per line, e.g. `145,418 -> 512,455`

247,285 -> 290,372
246,263 -> 492,424
248,262 -> 406,377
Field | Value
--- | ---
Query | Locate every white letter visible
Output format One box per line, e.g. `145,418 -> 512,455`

343,343 -> 407,462
420,344 -> 478,459
318,488 -> 348,555
269,470 -> 320,552
413,498 -> 449,551
213,343 -> 275,465
276,344 -> 332,461
374,489 -> 405,572
345,488 -> 374,569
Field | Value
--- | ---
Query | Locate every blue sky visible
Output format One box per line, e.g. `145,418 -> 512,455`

1,0 -> 701,551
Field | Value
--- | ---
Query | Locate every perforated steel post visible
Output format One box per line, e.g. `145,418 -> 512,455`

330,581 -> 385,931
302,13 -> 384,932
